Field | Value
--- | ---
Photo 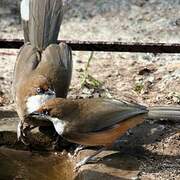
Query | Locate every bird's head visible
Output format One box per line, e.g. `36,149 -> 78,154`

28,99 -> 66,135
25,76 -> 56,114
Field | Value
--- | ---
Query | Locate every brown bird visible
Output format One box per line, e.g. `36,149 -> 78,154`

28,98 -> 180,167
12,0 -> 72,144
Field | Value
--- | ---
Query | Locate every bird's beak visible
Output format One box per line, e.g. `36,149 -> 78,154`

28,111 -> 44,119
28,110 -> 50,121
26,110 -> 51,123
45,89 -> 56,96
29,111 -> 42,116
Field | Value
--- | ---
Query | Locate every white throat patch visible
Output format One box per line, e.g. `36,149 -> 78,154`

26,94 -> 55,114
49,117 -> 66,135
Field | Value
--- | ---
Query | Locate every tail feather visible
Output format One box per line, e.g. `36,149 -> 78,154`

21,0 -> 63,50
148,106 -> 180,122
21,0 -> 30,21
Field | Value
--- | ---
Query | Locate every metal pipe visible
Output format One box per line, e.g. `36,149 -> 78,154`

0,39 -> 180,53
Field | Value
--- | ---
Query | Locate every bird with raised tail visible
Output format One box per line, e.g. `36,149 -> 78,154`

28,98 -> 180,168
12,0 -> 72,144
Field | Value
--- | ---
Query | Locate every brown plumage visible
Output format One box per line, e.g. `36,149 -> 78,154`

29,98 -> 180,167
13,0 -> 72,144
31,98 -> 180,145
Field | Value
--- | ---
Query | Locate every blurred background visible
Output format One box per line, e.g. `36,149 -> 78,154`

1,0 -> 180,42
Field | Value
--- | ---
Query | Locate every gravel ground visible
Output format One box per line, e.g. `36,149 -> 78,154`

0,0 -> 179,179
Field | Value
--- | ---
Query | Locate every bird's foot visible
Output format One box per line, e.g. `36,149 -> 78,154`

74,156 -> 101,172
73,145 -> 85,157
74,147 -> 106,171
17,122 -> 36,146
75,156 -> 90,171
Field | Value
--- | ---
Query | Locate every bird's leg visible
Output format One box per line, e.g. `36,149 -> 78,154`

75,147 -> 106,170
52,134 -> 61,150
73,145 -> 86,157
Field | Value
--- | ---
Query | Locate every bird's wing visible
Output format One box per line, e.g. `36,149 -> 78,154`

66,98 -> 147,133
35,43 -> 72,97
12,43 -> 39,100
22,0 -> 63,50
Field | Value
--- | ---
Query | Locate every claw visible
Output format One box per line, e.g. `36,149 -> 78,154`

75,156 -> 90,171
73,145 -> 85,157
74,156 -> 101,172
74,147 -> 106,171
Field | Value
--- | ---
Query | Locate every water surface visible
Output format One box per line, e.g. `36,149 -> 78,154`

0,148 -> 74,180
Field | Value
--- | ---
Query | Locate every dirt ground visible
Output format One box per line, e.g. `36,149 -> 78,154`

0,0 -> 180,179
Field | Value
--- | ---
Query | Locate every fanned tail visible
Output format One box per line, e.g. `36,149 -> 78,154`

21,0 -> 63,51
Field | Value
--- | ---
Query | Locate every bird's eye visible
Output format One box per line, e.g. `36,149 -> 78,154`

36,88 -> 43,94
43,109 -> 49,115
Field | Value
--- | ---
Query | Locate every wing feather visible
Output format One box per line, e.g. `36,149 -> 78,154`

64,98 -> 147,133
12,44 -> 39,100
35,43 -> 72,97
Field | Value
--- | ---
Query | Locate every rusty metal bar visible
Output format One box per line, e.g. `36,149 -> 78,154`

1,38 -> 180,53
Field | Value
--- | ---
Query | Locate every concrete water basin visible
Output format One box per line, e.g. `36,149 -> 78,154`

0,148 -> 73,180
0,109 -> 179,179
